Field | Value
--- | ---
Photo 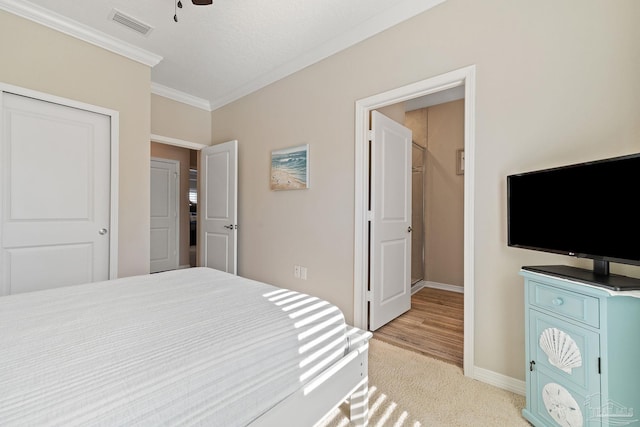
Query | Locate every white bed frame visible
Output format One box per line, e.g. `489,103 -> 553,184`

251,328 -> 372,427
1,267 -> 372,426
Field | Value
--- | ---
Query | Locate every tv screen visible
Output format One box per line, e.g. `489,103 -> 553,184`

507,153 -> 640,268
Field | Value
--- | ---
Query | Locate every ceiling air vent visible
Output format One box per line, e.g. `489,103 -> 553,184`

109,9 -> 153,36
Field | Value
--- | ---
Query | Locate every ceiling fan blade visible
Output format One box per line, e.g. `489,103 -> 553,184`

192,0 -> 213,4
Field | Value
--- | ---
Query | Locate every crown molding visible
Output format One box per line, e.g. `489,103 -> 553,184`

0,0 -> 162,67
151,82 -> 212,111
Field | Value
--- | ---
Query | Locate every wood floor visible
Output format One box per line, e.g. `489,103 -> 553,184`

374,287 -> 464,367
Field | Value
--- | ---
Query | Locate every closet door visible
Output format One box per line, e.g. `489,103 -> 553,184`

150,158 -> 179,273
0,91 -> 111,295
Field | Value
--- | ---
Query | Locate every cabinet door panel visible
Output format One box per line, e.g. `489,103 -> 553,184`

529,309 -> 601,426
531,369 -> 601,427
531,310 -> 600,390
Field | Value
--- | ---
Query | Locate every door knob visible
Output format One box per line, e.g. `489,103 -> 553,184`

223,224 -> 234,229
99,228 -> 108,235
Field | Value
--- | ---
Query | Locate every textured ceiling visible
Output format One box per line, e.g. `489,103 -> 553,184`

3,0 -> 446,110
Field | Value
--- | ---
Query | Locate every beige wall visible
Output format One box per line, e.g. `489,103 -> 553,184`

151,94 -> 211,145
211,0 -> 640,381
424,100 -> 465,287
405,101 -> 464,288
0,10 -> 151,278
405,109 -> 427,148
150,143 -> 193,267
150,94 -> 208,268
406,109 -> 428,283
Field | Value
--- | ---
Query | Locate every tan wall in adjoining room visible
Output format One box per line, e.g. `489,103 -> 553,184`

404,100 -> 464,289
424,100 -> 465,288
211,0 -> 640,382
151,143 -> 193,268
0,10 -> 151,278
405,109 -> 428,148
151,94 -> 211,145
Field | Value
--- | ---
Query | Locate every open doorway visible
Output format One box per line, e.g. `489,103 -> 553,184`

353,65 -> 476,376
373,94 -> 465,367
188,167 -> 198,267
150,140 -> 203,271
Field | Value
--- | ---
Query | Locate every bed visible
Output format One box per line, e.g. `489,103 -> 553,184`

0,267 -> 371,426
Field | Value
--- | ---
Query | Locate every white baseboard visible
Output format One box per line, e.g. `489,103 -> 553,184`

421,280 -> 464,294
411,281 -> 426,295
473,366 -> 526,396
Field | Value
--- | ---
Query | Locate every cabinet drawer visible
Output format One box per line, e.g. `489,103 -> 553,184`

528,281 -> 600,328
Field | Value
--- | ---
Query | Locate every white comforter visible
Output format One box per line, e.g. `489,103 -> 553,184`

0,268 -> 348,426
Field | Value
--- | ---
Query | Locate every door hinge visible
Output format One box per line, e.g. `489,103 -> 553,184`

367,210 -> 373,221
366,290 -> 372,301
368,130 -> 374,141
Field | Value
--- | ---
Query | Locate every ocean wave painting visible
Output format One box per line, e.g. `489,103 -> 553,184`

271,144 -> 309,190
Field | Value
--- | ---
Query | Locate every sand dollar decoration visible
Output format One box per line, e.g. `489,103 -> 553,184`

539,327 -> 582,374
542,382 -> 583,427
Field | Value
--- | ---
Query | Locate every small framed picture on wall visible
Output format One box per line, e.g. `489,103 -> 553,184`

270,144 -> 309,190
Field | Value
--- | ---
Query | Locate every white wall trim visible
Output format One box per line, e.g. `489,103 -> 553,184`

353,65 -> 476,378
411,281 -> 426,294
0,0 -> 162,67
423,280 -> 464,294
473,366 -> 526,396
151,82 -> 212,112
0,81 -> 120,279
151,134 -> 207,151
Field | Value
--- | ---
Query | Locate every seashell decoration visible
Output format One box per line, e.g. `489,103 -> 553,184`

539,327 -> 582,374
542,382 -> 584,427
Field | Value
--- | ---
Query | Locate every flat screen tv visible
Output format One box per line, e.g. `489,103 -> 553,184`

507,153 -> 640,285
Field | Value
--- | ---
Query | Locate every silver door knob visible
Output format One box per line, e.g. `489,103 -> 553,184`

99,228 -> 108,235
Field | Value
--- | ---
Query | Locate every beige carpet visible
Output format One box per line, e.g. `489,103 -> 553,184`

318,339 -> 531,427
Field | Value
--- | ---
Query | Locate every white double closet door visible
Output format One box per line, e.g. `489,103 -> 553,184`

0,90 -> 112,295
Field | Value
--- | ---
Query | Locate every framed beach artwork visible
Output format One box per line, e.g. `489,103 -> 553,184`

270,144 -> 309,191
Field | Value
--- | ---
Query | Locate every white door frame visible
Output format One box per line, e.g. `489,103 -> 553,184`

0,82 -> 120,279
353,65 -> 476,377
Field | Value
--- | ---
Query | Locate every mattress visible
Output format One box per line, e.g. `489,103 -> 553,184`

0,268 -> 348,426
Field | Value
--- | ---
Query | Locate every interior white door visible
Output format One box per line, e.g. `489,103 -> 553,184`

0,92 -> 111,295
369,111 -> 413,330
150,158 -> 179,273
199,140 -> 238,274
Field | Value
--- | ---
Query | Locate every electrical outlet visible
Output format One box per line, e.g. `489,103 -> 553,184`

300,267 -> 307,280
294,265 -> 301,278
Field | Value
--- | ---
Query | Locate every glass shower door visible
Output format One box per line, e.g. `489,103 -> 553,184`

411,143 -> 425,285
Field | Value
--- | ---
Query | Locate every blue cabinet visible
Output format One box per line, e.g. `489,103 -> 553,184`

521,268 -> 640,427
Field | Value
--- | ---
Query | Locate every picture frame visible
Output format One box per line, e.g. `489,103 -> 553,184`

270,144 -> 309,190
